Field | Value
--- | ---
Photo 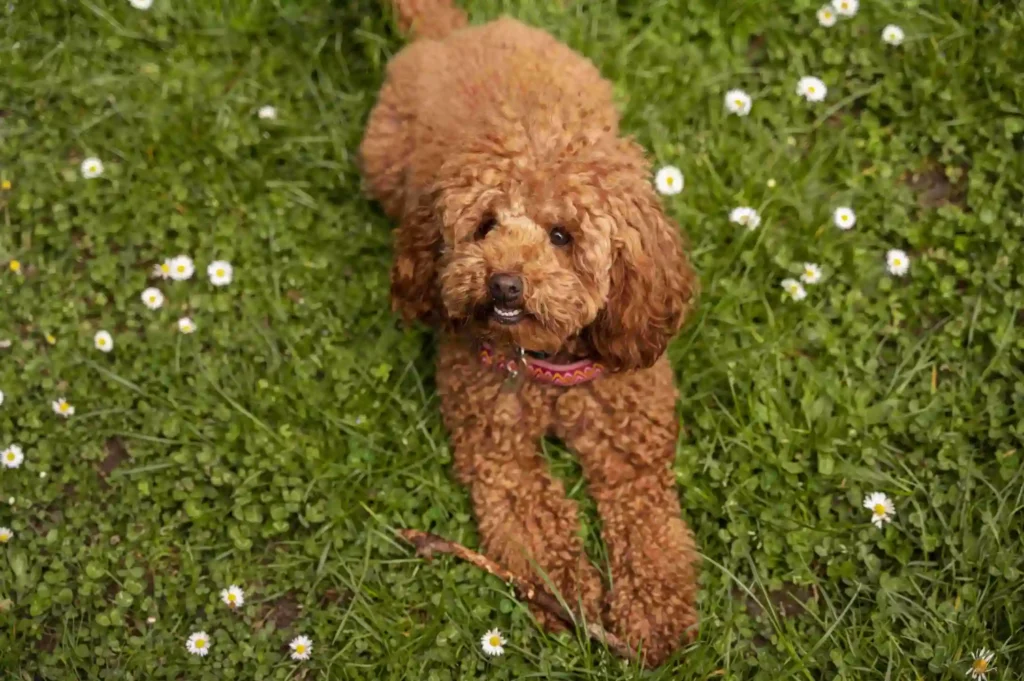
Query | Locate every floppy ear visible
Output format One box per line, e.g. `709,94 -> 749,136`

584,188 -> 699,371
390,190 -> 444,323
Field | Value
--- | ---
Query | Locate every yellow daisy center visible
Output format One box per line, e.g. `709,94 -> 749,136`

0,533 -> 9,541
1,180 -> 10,190
489,636 -> 500,646
5,453 -> 14,462
296,644 -> 306,653
840,1 -> 848,7
98,338 -> 106,346
666,176 -> 674,186
734,98 -> 743,107
195,639 -> 205,648
973,659 -> 988,673
824,10 -> 832,17
160,263 -> 170,274
46,334 -> 56,344
228,593 -> 236,602
805,268 -> 815,277
149,296 -> 157,302
177,265 -> 186,273
59,402 -> 69,412
893,258 -> 902,266
10,260 -> 21,272
808,86 -> 816,93
873,503 -> 886,515
216,269 -> 225,277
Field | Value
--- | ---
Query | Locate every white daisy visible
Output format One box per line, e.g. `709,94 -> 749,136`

0,527 -> 12,543
831,0 -> 858,17
168,254 -> 195,281
800,263 -> 823,285
178,317 -> 196,334
724,89 -> 752,116
141,287 -> 164,310
7,497 -> 13,505
258,105 -> 277,120
0,389 -> 4,406
863,492 -> 895,528
152,259 -> 172,279
796,76 -> 828,102
969,648 -> 996,680
882,24 -> 905,46
886,249 -> 910,276
2,444 -> 24,469
654,166 -> 684,196
39,471 -> 47,479
780,278 -> 807,301
220,585 -> 244,608
146,616 -> 157,624
186,631 -> 211,656
833,206 -> 856,230
289,635 -> 313,661
816,5 -> 837,27
480,628 -> 506,657
52,398 -> 75,418
80,157 -> 104,179
729,206 -> 762,230
207,260 -> 233,286
129,0 -> 153,8
94,330 -> 113,353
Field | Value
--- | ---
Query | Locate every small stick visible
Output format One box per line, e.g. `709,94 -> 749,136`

399,529 -> 636,660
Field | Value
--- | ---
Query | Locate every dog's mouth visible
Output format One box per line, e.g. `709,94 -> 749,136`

490,304 -> 525,325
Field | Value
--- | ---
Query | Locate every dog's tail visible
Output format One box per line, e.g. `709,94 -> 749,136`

388,0 -> 467,40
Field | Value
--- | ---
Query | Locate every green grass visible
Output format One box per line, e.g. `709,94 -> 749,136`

1,0 -> 1023,677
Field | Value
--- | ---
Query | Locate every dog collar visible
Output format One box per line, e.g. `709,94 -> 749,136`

479,343 -> 604,387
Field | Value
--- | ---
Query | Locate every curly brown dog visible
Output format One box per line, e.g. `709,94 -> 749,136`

360,0 -> 700,666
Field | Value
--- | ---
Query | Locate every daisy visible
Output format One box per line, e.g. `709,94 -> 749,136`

152,259 -> 172,279
863,492 -> 895,528
780,278 -> 807,301
220,585 -> 244,608
258,105 -> 277,120
882,24 -> 905,46
2,444 -> 24,469
141,287 -> 164,310
800,262 -> 823,284
480,628 -> 506,657
0,389 -> 4,406
178,317 -> 196,334
207,260 -> 233,286
654,166 -> 684,196
130,0 -> 153,8
94,330 -> 113,353
816,5 -> 837,27
886,249 -> 910,276
8,259 -> 20,273
168,255 -> 195,281
831,0 -> 858,16
724,89 -> 752,116
729,206 -> 762,230
968,648 -> 996,680
796,76 -> 828,102
186,631 -> 211,656
0,527 -> 12,543
52,398 -> 75,418
289,635 -> 313,661
80,157 -> 104,179
833,206 -> 856,230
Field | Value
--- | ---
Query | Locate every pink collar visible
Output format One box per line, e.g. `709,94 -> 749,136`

479,344 -> 604,387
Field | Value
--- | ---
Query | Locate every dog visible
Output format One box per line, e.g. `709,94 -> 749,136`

360,0 -> 700,666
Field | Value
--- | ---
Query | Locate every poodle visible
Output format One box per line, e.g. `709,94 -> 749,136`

360,0 -> 700,666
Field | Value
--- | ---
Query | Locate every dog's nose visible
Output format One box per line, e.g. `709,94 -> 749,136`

488,273 -> 523,303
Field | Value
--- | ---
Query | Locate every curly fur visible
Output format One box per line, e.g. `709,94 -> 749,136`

361,2 -> 700,666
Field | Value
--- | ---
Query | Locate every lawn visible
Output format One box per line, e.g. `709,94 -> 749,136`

1,0 -> 1023,678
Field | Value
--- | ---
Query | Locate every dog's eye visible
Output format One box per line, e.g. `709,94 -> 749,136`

549,226 -> 572,247
475,216 -> 497,241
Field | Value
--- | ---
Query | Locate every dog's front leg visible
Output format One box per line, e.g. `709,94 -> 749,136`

437,342 -> 604,628
557,360 -> 699,667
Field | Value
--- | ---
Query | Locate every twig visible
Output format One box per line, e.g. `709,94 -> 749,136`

398,529 -> 635,660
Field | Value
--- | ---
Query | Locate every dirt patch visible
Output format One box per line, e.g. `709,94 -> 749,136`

99,437 -> 130,482
733,583 -> 815,620
255,592 -> 302,631
902,161 -> 968,209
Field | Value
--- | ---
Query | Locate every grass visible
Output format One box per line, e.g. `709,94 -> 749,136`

1,0 -> 1023,677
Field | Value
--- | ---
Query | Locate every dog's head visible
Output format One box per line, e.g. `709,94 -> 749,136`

391,134 -> 698,371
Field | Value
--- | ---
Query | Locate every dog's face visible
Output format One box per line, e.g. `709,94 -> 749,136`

393,135 -> 698,371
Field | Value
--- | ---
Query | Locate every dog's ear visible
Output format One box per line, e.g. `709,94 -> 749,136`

584,183 -> 698,371
390,191 -> 443,323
